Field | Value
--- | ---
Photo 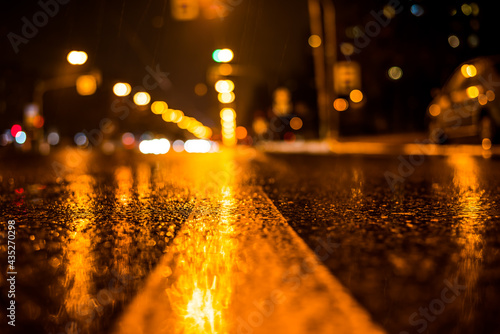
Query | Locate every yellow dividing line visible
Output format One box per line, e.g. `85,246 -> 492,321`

113,186 -> 386,334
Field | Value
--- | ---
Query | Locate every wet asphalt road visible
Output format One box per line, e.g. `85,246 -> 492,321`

1,147 -> 500,334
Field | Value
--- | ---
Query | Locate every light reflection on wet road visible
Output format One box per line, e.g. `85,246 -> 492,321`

448,156 -> 485,328
1,149 -> 500,334
115,183 -> 384,334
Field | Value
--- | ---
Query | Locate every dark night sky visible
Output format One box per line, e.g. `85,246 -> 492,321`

1,0 -> 500,138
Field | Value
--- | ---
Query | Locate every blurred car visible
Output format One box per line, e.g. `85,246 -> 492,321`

427,56 -> 500,144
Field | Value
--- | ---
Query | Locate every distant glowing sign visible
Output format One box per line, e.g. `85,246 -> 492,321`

334,61 -> 361,95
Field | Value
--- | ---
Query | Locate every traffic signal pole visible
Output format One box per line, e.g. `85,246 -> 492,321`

308,0 -> 338,140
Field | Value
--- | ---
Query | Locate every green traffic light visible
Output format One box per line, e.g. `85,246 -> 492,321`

212,49 -> 222,63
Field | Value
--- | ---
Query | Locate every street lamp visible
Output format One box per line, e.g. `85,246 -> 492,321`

220,108 -> 237,146
215,80 -> 235,94
67,51 -> 88,65
218,92 -> 235,104
151,101 -> 169,115
133,92 -> 151,106
213,48 -> 237,146
113,82 -> 132,97
76,75 -> 97,96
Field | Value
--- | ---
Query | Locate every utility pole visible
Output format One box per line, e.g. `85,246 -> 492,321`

308,0 -> 338,140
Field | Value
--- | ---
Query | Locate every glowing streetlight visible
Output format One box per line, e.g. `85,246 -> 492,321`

220,108 -> 236,122
151,101 -> 168,114
388,66 -> 403,80
308,35 -> 322,48
215,80 -> 235,93
349,89 -> 364,103
76,75 -> 97,96
161,109 -> 183,123
113,82 -> 132,96
220,108 -> 236,146
218,92 -> 235,104
461,64 -> 477,78
289,117 -> 303,130
133,92 -> 151,106
333,98 -> 349,111
67,51 -> 88,65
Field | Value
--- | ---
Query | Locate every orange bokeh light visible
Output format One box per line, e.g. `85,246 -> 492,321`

333,98 -> 349,111
235,126 -> 247,140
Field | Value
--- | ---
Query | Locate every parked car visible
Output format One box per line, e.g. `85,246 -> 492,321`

427,56 -> 500,144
